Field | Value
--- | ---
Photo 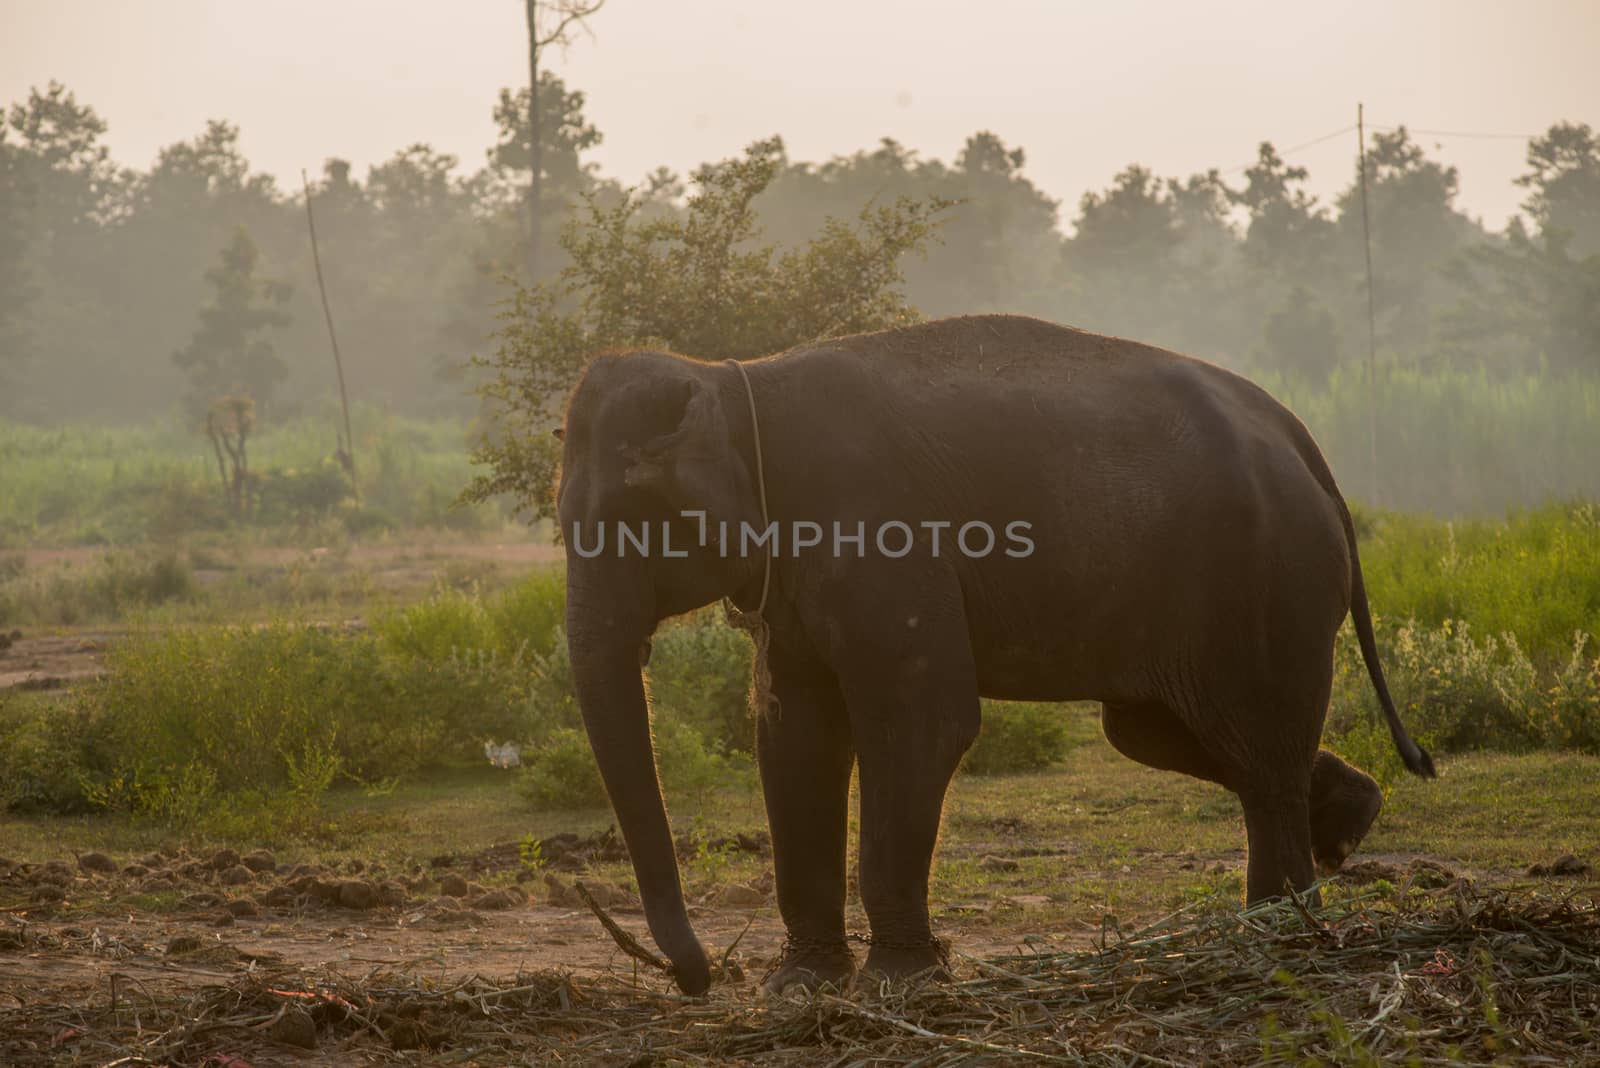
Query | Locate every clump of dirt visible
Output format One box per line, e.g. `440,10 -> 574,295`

1527,854 -> 1591,877
0,846 -> 419,919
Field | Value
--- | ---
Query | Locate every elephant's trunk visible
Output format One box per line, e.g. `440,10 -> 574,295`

566,569 -> 709,995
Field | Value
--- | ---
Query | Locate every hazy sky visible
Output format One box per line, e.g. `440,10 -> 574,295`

3,0 -> 1597,229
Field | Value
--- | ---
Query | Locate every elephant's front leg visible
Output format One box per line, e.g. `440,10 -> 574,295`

759,647 -> 857,993
839,602 -> 980,982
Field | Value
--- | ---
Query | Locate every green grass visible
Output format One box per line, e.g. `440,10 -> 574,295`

1357,502 -> 1600,662
0,404 -> 512,546
3,714 -> 1593,929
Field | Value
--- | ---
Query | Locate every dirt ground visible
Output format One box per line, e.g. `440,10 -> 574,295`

0,832 -> 1116,1018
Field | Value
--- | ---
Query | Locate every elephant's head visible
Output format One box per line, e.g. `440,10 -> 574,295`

555,351 -> 764,995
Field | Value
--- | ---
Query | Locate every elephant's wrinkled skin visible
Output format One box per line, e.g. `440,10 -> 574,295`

554,314 -> 1434,995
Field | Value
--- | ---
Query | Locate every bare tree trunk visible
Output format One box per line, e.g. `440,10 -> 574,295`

526,0 -> 542,282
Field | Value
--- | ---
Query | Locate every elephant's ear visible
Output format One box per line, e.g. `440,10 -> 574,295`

622,377 -> 722,497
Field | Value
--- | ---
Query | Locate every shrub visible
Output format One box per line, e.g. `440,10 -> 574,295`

1328,617 -> 1600,757
486,567 -> 566,659
0,696 -> 118,813
28,621 -> 537,819
377,567 -> 566,665
646,609 -> 755,753
1547,634 -> 1600,752
519,727 -> 608,809
962,701 -> 1075,776
254,461 -> 353,524
517,716 -> 756,812
0,549 -> 195,627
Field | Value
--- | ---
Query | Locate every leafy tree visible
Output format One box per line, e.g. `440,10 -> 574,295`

1517,122 -> 1600,258
488,73 -> 604,215
465,138 -> 949,515
1440,220 -> 1600,375
520,0 -> 607,280
758,132 -> 1062,317
1336,127 -> 1482,355
0,129 -> 32,401
1231,141 -> 1335,277
2,83 -> 126,415
172,227 -> 293,415
1256,286 -> 1342,384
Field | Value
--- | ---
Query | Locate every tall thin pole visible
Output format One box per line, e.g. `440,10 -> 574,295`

1357,103 -> 1379,508
301,168 -> 359,502
526,0 -> 542,282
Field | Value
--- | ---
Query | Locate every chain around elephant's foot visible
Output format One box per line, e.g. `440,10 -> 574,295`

762,935 -> 856,994
860,935 -> 952,985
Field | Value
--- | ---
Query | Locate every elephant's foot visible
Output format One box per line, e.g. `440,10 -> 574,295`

1309,751 -> 1384,876
762,937 -> 856,995
860,937 -> 951,986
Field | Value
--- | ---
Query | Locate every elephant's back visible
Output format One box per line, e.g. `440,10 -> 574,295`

786,313 -> 1165,381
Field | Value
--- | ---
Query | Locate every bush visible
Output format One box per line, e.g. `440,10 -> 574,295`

519,727 -> 610,809
254,461 -> 353,524
10,620 -> 539,819
0,696 -> 119,813
1328,617 -> 1600,756
646,609 -> 755,753
378,567 -> 566,664
517,717 -> 756,812
0,549 -> 195,627
962,701 -> 1075,776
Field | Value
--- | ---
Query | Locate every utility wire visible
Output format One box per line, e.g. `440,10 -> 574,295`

1222,124 -> 1356,175
1221,121 -> 1539,179
1369,124 -> 1538,140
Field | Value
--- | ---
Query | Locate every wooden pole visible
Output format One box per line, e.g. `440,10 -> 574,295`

526,0 -> 542,282
1357,103 -> 1379,508
301,168 -> 359,502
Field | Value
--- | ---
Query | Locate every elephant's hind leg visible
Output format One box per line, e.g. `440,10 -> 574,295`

1101,700 -> 1230,785
1309,750 -> 1383,875
1104,697 -> 1318,904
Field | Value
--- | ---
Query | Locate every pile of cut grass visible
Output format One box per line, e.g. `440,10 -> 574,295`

3,883 -> 1594,1065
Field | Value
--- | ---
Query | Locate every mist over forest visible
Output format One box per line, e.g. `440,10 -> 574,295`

1,76 -> 1597,512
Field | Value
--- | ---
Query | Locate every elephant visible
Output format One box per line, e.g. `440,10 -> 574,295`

553,313 -> 1434,996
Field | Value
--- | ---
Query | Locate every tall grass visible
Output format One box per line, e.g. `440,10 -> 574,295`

1267,366 -> 1600,516
1356,503 -> 1600,663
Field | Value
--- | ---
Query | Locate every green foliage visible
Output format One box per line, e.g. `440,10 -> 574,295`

0,409 -> 508,545
5,620 -> 538,820
1328,615 -> 1600,757
1256,286 -> 1340,385
376,565 -> 565,668
1267,372 -> 1600,515
518,727 -> 608,809
517,717 -> 755,812
645,609 -> 756,753
465,137 -> 950,517
172,226 -> 293,415
0,548 -> 195,627
1354,504 -> 1600,659
962,701 -> 1076,776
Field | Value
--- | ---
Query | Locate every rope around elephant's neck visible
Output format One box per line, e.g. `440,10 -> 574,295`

724,358 -> 771,617
722,358 -> 778,723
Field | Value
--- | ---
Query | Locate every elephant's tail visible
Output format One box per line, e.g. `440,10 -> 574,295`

1339,501 -> 1437,779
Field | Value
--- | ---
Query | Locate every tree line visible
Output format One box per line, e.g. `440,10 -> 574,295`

1,77 -> 1596,428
